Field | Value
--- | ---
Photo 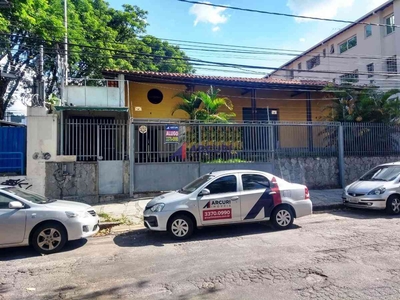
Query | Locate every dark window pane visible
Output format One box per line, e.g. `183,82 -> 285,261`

348,36 -> 357,49
0,194 -> 13,209
339,42 -> 347,53
206,175 -> 237,194
242,174 -> 270,191
365,24 -> 372,37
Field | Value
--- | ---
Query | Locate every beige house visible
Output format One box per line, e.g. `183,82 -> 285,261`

269,0 -> 400,89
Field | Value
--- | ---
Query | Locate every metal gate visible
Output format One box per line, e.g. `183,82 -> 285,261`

62,118 -> 128,195
0,126 -> 26,175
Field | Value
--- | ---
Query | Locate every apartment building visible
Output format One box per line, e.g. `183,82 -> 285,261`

269,0 -> 400,89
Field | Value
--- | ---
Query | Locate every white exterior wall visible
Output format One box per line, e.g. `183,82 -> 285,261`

65,86 -> 121,107
26,107 -> 59,195
272,1 -> 400,90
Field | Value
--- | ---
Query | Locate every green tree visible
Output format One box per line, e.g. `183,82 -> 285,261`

322,84 -> 400,123
172,86 -> 236,122
0,0 -> 193,120
172,92 -> 202,120
195,86 -> 236,122
320,84 -> 400,155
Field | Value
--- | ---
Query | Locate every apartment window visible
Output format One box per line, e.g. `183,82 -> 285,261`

367,63 -> 374,78
288,69 -> 294,79
298,62 -> 302,72
365,24 -> 372,38
323,49 -> 326,58
340,70 -> 359,84
386,14 -> 395,35
339,36 -> 357,53
386,56 -> 397,74
330,44 -> 335,54
306,55 -> 320,70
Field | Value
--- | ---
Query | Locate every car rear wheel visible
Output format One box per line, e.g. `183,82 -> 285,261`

271,207 -> 294,230
168,215 -> 194,240
31,223 -> 67,254
386,195 -> 400,215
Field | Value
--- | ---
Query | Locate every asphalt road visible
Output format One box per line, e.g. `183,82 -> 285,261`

2,209 -> 400,300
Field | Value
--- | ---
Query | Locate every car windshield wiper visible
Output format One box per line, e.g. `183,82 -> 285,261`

371,178 -> 387,181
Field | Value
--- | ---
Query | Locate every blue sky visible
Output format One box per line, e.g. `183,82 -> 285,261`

108,0 -> 390,77
8,0 -> 391,114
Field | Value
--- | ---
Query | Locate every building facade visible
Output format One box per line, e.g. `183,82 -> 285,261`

101,70 -> 332,123
270,0 -> 400,89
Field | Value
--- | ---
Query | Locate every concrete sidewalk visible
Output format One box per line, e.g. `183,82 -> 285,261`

93,189 -> 343,232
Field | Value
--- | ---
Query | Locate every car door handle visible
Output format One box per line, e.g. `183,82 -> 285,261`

231,196 -> 239,201
269,192 -> 276,195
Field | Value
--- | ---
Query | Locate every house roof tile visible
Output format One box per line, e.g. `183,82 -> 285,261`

103,69 -> 329,88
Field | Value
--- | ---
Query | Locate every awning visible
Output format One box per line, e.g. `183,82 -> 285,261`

54,106 -> 129,112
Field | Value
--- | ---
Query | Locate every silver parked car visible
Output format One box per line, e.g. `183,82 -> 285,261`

343,162 -> 400,214
0,186 -> 99,254
144,170 -> 312,239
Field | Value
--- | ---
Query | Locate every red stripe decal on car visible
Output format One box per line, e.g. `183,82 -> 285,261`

271,177 -> 282,206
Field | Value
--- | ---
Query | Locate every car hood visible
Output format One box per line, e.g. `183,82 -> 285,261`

43,200 -> 92,211
146,191 -> 188,208
347,181 -> 387,194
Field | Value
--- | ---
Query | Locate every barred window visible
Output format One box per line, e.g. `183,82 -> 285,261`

306,55 -> 320,70
386,56 -> 397,74
340,70 -> 359,84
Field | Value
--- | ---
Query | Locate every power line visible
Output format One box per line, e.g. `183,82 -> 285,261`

177,0 -> 397,27
7,37 -> 400,78
4,34 -> 400,82
4,28 -> 400,62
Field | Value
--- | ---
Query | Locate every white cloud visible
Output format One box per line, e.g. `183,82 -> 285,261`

287,0 -> 354,22
212,26 -> 220,32
189,2 -> 229,26
299,38 -> 306,42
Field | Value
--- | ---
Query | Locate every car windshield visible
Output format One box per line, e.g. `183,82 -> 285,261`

4,187 -> 55,204
359,166 -> 400,182
178,175 -> 215,194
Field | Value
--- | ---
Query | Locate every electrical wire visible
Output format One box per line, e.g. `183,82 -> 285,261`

177,0 -> 397,27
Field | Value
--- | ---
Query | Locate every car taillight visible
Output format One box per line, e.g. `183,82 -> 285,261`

305,187 -> 310,199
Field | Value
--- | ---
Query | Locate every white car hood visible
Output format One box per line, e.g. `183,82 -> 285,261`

146,191 -> 188,208
43,200 -> 92,211
347,181 -> 387,194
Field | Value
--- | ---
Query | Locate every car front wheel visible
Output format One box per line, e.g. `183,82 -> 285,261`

271,206 -> 294,230
31,223 -> 67,254
168,214 -> 194,240
386,195 -> 400,215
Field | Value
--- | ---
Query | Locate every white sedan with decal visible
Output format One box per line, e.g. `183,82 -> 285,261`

143,170 -> 312,239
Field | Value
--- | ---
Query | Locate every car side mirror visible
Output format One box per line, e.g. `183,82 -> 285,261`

9,201 -> 24,209
199,189 -> 210,196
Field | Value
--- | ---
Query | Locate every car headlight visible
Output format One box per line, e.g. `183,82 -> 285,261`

367,187 -> 386,195
65,211 -> 90,218
150,203 -> 165,212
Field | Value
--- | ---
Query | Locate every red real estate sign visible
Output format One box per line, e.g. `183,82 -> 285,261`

203,209 -> 232,221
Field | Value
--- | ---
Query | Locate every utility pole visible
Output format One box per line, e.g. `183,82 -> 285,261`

38,45 -> 45,106
61,0 -> 68,103
64,0 -> 68,86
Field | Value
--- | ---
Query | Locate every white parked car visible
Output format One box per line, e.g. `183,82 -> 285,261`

144,170 -> 312,239
343,162 -> 400,214
0,186 -> 99,254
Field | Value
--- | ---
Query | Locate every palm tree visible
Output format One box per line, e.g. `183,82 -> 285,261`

194,86 -> 236,122
171,86 -> 236,122
171,92 -> 202,120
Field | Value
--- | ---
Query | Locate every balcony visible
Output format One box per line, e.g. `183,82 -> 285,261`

65,78 -> 128,108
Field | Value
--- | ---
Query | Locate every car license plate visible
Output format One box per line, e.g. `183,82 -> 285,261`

348,198 -> 358,203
